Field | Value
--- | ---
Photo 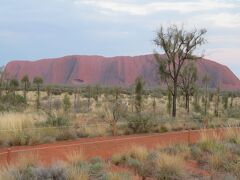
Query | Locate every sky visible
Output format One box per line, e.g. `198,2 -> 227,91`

0,0 -> 240,78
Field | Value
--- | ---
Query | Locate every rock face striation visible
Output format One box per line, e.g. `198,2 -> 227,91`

5,54 -> 240,90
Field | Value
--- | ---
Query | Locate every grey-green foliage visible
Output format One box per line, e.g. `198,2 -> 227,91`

44,115 -> 70,127
21,75 -> 30,103
86,85 -> 91,111
109,97 -> 127,136
193,89 -> 201,112
214,86 -> 220,117
33,76 -> 43,110
222,94 -> 229,109
32,163 -> 67,180
135,77 -> 144,114
152,97 -> 157,115
179,62 -> 198,113
167,88 -> 172,115
63,94 -> 71,114
73,89 -> 81,113
4,163 -> 67,180
89,157 -> 108,180
127,113 -> 153,133
202,74 -> 210,116
9,79 -> 19,95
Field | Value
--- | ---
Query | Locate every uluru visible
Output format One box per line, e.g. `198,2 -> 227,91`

4,54 -> 240,90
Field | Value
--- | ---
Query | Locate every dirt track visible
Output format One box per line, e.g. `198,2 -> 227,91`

0,128 -> 235,166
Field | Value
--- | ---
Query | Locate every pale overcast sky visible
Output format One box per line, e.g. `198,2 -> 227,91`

0,0 -> 240,77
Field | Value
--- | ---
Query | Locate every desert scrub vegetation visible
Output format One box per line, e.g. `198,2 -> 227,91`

0,151 -> 133,180
0,112 -> 47,146
0,128 -> 240,179
0,76 -> 240,147
0,93 -> 26,112
191,129 -> 240,178
112,145 -> 186,180
111,129 -> 240,179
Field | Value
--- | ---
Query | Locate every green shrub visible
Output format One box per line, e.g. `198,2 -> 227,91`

0,94 -> 26,112
127,113 -> 154,133
44,115 -> 70,127
159,126 -> 168,133
154,153 -> 185,180
56,129 -> 77,141
33,163 -> 67,180
89,157 -> 108,180
108,172 -> 132,180
227,106 -> 240,118
51,89 -> 63,95
63,94 -> 71,114
9,131 -> 31,146
198,138 -> 226,154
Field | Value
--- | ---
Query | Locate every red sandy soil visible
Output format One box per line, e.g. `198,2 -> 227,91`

0,128 -> 231,167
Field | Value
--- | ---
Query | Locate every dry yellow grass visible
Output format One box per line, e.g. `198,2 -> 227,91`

67,167 -> 89,180
156,152 -> 185,178
0,112 -> 45,132
126,145 -> 149,162
108,172 -> 131,180
0,166 -> 15,180
80,124 -> 109,137
14,152 -> 39,169
200,129 -> 221,142
224,128 -> 240,144
65,149 -> 85,165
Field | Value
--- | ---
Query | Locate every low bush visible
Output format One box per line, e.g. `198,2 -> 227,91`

127,113 -> 154,134
155,153 -> 185,180
108,172 -> 132,180
0,93 -> 26,112
43,115 -> 70,127
227,106 -> 240,118
89,157 -> 108,180
112,145 -> 186,180
56,128 -> 77,141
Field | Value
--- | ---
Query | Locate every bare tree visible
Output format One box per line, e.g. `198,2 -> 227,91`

135,77 -> 144,114
21,75 -> 30,103
154,25 -> 206,117
9,79 -> 19,103
214,84 -> 220,117
202,74 -> 211,116
33,76 -> 43,110
179,62 -> 198,113
105,88 -> 127,136
46,85 -> 52,114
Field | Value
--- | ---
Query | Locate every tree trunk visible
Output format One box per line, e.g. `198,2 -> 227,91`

49,94 -> 52,114
88,87 -> 91,111
204,84 -> 208,116
185,94 -> 188,110
172,81 -> 177,118
37,86 -> 40,110
185,94 -> 190,114
23,90 -> 26,101
112,121 -> 117,136
230,95 -> 233,108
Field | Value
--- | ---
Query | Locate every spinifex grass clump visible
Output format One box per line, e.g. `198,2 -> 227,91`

111,129 -> 240,179
0,151 -> 133,180
190,129 -> 240,178
112,145 -> 186,180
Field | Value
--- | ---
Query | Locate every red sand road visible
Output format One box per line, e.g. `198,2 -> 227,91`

0,128 -> 237,166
